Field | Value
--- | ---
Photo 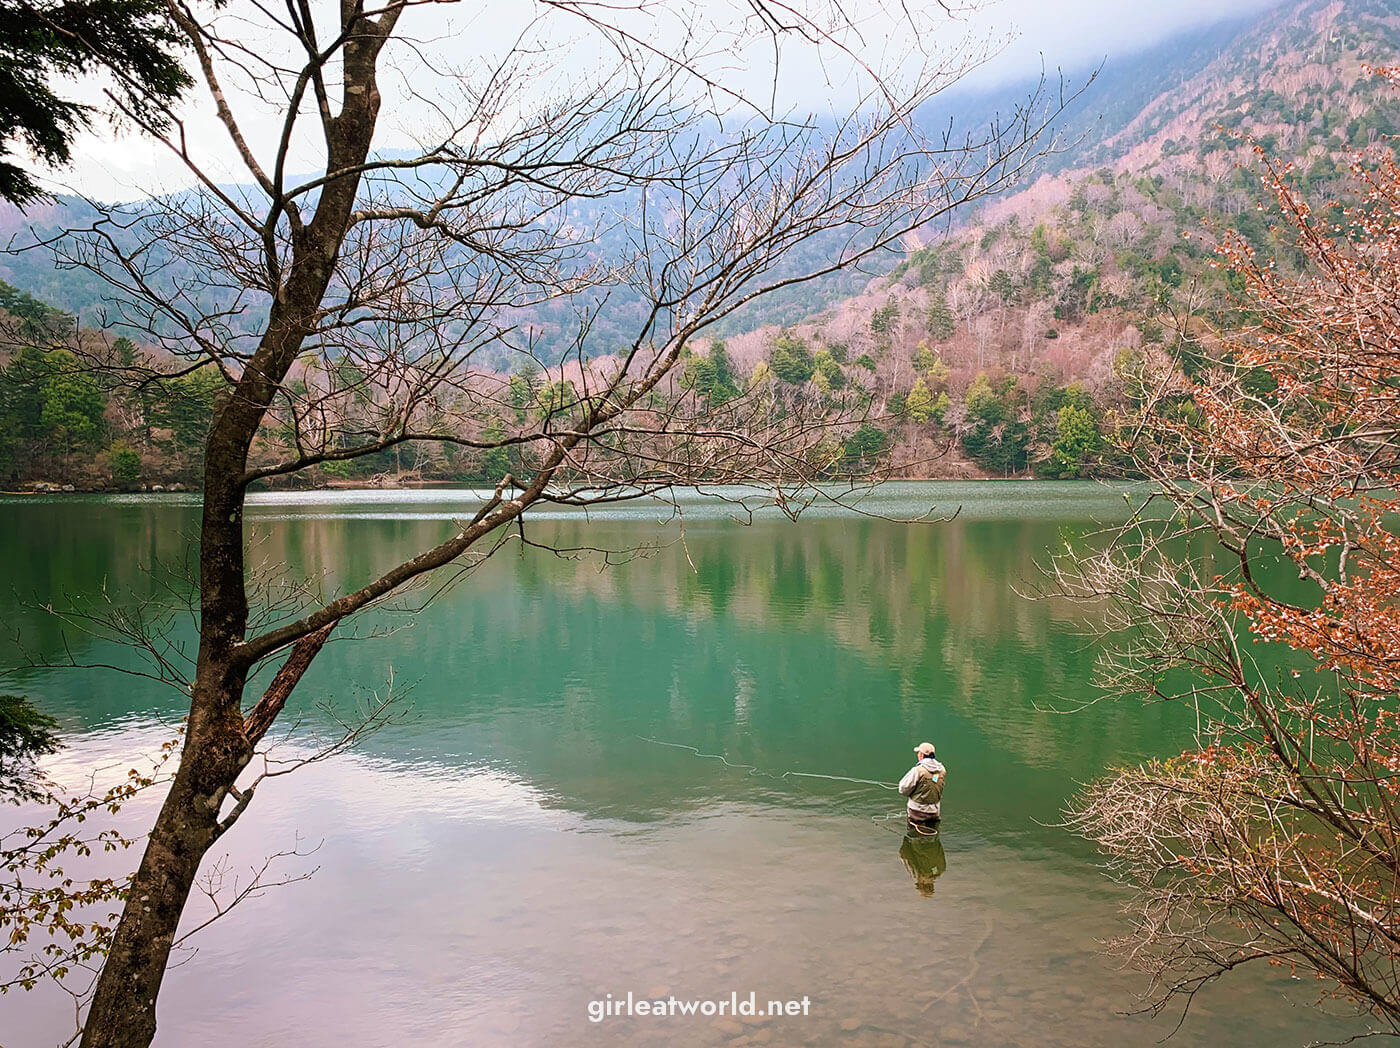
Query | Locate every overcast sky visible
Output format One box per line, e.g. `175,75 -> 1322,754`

958,0 -> 1287,86
51,0 -> 1290,203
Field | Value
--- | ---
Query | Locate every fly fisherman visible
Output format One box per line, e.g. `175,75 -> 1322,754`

898,742 -> 946,833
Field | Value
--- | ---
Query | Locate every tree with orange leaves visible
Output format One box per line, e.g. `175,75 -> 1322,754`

1048,67 -> 1400,1034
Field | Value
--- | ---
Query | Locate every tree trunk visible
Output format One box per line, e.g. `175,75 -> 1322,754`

79,697 -> 251,1048
78,12 -> 407,1044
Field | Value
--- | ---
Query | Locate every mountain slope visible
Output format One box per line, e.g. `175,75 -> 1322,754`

712,0 -> 1400,477
4,0 -> 1400,485
0,5 -> 1306,364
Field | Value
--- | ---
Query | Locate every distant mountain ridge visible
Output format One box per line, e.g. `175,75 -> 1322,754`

0,3 -> 1306,364
4,0 -> 1399,485
701,0 -> 1400,477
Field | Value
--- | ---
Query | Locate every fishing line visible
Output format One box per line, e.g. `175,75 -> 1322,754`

636,735 -> 911,835
636,736 -> 896,789
635,737 -> 762,775
783,770 -> 898,790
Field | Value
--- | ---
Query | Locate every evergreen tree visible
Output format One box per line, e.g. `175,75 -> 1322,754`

682,341 -> 738,404
768,334 -> 815,384
925,290 -> 955,340
0,0 -> 190,203
2,346 -> 106,456
813,349 -> 845,393
842,423 -> 889,471
961,373 -> 1030,474
870,300 -> 899,336
151,368 -> 225,457
0,281 -> 72,340
39,362 -> 105,452
107,441 -> 142,487
906,376 -> 936,423
1046,403 -> 1102,478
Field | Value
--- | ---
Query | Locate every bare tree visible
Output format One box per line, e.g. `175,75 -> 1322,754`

15,1 -> 1074,1043
1042,121 -> 1400,1037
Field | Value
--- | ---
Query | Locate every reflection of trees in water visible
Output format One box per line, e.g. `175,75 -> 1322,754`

3,499 -> 1197,804
0,498 -> 1198,777
0,500 -> 201,666
472,514 -> 1193,776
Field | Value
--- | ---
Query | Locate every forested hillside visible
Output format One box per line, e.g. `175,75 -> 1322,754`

0,6 -> 1266,355
713,0 -> 1400,478
2,0 -> 1398,487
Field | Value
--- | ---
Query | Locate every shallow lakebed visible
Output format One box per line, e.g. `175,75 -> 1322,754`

0,484 -> 1361,1046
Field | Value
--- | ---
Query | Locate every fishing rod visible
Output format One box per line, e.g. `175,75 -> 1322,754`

637,736 -> 897,789
636,736 -> 913,834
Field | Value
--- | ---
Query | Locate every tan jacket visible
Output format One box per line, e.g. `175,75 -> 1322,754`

898,758 -> 946,817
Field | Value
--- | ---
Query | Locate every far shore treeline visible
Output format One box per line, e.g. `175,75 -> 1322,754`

1,275 -> 1132,490
0,202 -> 1253,494
4,1 -> 1398,493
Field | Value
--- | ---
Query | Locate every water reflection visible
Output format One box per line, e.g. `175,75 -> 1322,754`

0,486 -> 1369,1048
898,828 -> 948,898
0,485 -> 1194,844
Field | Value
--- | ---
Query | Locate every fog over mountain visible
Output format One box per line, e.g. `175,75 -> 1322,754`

3,0 -> 1398,484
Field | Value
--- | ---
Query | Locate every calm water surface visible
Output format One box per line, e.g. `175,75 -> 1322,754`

0,484 -> 1361,1047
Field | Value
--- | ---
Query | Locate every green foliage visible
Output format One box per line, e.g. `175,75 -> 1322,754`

768,333 -> 815,384
106,441 -> 141,487
1030,223 -> 1068,262
960,373 -> 1031,475
870,301 -> 899,337
905,377 -> 937,423
925,290 -> 955,341
1,347 -> 106,458
964,373 -> 998,415
853,353 -> 877,371
0,282 -> 72,341
536,379 -> 579,415
475,421 -> 514,483
151,368 -> 225,453
1045,404 -> 1102,478
907,245 -> 950,287
682,341 -> 738,404
1025,256 -> 1054,300
989,269 -> 1017,305
1240,362 -> 1279,399
841,423 -> 889,471
1055,266 -> 1101,322
320,458 -> 357,480
0,349 -> 43,459
1304,154 -> 1342,190
0,0 -> 191,204
0,694 -> 61,803
508,362 -> 542,419
913,343 -> 950,387
39,362 -> 105,453
812,349 -> 845,394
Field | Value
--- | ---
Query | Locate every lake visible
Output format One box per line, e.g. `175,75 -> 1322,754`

0,484 -> 1361,1047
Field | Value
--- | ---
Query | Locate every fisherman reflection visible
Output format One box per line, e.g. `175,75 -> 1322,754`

899,827 -> 947,897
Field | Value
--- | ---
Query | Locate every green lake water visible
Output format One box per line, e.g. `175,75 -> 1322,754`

0,483 -> 1364,1047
